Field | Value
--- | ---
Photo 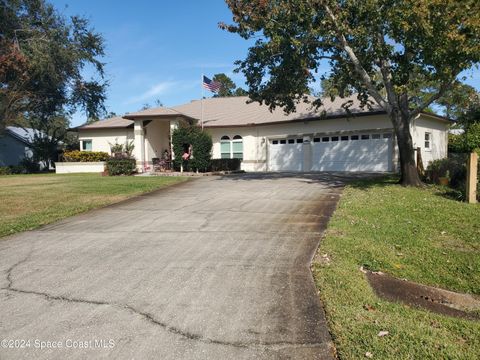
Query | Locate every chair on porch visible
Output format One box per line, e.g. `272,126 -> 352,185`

152,157 -> 171,172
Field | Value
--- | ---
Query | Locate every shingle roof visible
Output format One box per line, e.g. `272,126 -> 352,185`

114,94 -> 382,128
77,116 -> 134,130
77,95 -> 450,130
171,95 -> 382,127
123,107 -> 189,119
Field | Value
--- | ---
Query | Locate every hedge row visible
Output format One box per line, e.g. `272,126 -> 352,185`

209,158 -> 242,172
0,158 -> 41,175
63,150 -> 110,162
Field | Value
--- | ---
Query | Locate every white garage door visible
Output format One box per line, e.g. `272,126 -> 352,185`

311,133 -> 392,172
269,138 -> 304,171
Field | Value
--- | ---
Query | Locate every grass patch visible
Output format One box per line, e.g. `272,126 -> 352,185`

0,173 -> 187,238
313,177 -> 480,359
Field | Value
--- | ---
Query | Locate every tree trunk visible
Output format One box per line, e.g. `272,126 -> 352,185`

390,110 -> 423,187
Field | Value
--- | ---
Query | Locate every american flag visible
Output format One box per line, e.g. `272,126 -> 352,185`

202,75 -> 221,92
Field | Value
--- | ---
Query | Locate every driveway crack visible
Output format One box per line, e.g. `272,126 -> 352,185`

2,257 -> 326,350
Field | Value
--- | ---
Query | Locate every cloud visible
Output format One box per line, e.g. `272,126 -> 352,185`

125,81 -> 177,104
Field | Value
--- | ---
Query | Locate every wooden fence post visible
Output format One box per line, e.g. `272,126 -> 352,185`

466,152 -> 478,204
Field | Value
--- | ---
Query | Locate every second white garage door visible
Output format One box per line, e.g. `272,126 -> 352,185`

311,133 -> 392,172
268,133 -> 392,172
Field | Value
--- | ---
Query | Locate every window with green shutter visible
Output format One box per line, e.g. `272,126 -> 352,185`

232,135 -> 243,160
220,136 -> 231,159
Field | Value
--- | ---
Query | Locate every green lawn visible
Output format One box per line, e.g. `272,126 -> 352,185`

313,178 -> 480,359
0,173 -> 187,238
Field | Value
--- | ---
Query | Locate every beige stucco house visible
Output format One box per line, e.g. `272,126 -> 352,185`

75,95 -> 450,173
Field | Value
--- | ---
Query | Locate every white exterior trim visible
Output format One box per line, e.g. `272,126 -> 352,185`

55,162 -> 105,174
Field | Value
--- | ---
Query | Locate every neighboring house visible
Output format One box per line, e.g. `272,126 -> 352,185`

75,95 -> 450,172
0,127 -> 38,166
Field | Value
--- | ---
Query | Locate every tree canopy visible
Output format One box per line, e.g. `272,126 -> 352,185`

222,0 -> 480,185
212,73 -> 248,97
0,0 -> 108,131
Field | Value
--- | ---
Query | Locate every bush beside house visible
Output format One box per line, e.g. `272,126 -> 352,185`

209,158 -> 241,172
63,150 -> 110,162
426,152 -> 479,201
60,149 -> 136,176
105,158 -> 136,176
172,126 -> 212,172
0,158 -> 41,175
431,116 -> 480,200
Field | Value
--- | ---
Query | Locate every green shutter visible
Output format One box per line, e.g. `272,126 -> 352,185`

220,141 -> 231,158
232,141 -> 243,159
232,141 -> 243,153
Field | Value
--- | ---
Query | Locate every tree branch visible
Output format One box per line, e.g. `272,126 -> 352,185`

376,33 -> 398,110
322,3 -> 390,111
410,79 -> 456,118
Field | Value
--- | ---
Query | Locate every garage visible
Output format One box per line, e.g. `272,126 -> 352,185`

268,138 -> 304,171
311,133 -> 392,171
268,133 -> 392,172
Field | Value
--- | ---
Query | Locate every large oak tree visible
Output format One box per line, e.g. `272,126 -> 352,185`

222,0 -> 480,186
1,0 -> 107,167
0,0 -> 107,130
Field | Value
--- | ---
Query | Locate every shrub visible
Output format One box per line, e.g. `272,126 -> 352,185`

0,167 -> 11,175
0,160 -> 40,175
172,125 -> 212,172
20,157 -> 40,173
105,158 -> 136,176
28,131 -> 60,170
209,158 -> 242,172
108,140 -> 135,158
8,165 -> 25,174
465,122 -> 480,152
63,150 -> 110,162
426,156 -> 465,185
426,154 -> 479,201
448,133 -> 466,153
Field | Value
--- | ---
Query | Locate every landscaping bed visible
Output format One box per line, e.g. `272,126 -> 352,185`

312,177 -> 480,359
0,173 -> 187,238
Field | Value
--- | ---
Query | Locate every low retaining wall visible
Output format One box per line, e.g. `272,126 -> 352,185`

55,162 -> 105,174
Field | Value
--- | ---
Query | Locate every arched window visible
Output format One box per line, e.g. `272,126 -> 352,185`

232,135 -> 243,160
220,136 -> 231,159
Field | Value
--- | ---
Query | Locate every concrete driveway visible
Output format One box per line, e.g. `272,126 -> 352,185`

0,173 -> 346,359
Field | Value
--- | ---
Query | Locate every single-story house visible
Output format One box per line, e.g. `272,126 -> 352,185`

75,95 -> 450,172
0,127 -> 40,167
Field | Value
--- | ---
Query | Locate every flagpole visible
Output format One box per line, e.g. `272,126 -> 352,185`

201,73 -> 204,130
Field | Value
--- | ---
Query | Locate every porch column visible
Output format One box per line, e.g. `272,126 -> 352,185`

170,118 -> 181,161
133,120 -> 145,172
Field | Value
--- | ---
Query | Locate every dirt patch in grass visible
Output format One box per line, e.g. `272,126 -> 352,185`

366,270 -> 480,321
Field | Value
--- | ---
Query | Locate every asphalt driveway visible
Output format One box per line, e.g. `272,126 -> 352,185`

0,173 -> 346,359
